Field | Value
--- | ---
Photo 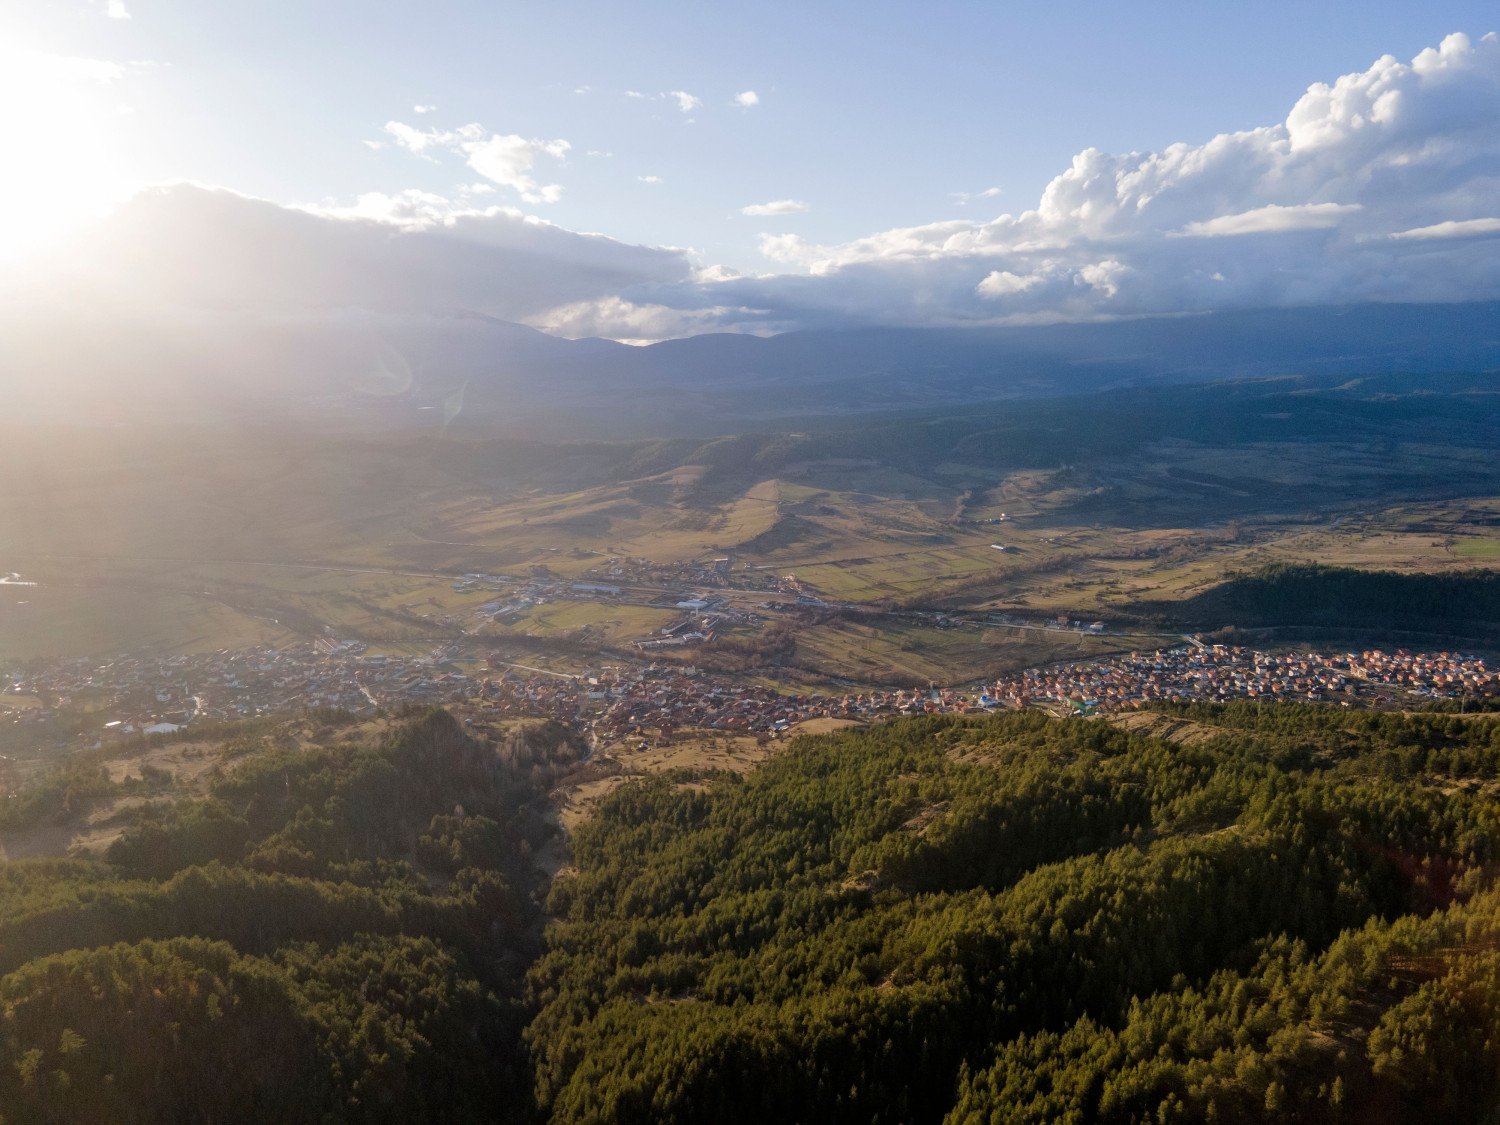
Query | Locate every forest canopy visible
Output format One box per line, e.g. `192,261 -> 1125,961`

4,704 -> 1500,1121
531,706 -> 1500,1122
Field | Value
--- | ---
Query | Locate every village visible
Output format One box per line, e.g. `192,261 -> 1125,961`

3,636 -> 1496,757
984,644 -> 1500,713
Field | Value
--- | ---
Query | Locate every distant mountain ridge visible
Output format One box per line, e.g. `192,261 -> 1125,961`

2,301 -> 1496,439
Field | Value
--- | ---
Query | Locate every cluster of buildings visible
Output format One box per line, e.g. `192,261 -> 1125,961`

631,595 -> 764,650
1341,649 -> 1497,700
4,640 -> 1495,754
987,645 -> 1499,712
4,644 -> 479,740
479,666 -> 832,737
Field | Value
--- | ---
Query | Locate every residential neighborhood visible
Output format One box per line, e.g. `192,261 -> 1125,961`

4,640 -> 1495,754
986,645 -> 1500,713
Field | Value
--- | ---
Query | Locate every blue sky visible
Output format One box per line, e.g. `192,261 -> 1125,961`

2,2 -> 1498,338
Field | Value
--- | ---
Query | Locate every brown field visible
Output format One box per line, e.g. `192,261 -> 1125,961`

2,423 -> 1497,682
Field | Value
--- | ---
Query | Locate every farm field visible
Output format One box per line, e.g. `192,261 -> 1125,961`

1456,538 -> 1500,559
3,374 -> 1498,679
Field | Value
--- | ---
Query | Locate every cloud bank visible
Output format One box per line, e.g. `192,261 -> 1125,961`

640,31 -> 1500,334
5,32 -> 1498,345
8,184 -> 692,326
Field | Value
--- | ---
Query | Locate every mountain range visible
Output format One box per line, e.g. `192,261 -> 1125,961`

3,300 -> 1495,439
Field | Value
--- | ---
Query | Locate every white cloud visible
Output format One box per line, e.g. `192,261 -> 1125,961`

383,120 -> 447,155
623,88 -> 705,116
1391,217 -> 1500,240
322,188 -> 460,227
11,32 -> 1498,347
382,120 -> 570,204
734,90 -> 760,107
573,86 -> 592,95
102,0 -> 130,18
413,103 -> 436,114
741,199 -> 810,217
976,270 -> 1041,298
638,175 -> 664,184
656,31 -> 1500,330
1076,259 -> 1130,299
695,263 -> 743,283
463,133 -> 570,203
757,233 -> 810,263
1178,202 -> 1362,237
952,187 -> 1002,206
534,295 -> 752,343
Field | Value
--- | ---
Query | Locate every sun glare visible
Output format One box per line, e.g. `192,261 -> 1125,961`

0,44 -> 141,262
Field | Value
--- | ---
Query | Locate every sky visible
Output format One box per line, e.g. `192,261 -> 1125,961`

2,1 -> 1498,340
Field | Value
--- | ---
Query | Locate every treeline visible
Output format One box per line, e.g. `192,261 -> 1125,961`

434,370 -> 1500,499
0,708 -> 581,1122
1144,562 -> 1500,636
698,623 -> 798,673
529,706 -> 1500,1122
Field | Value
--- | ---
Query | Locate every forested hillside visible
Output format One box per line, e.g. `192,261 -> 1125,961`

1146,562 -> 1500,638
0,708 -> 581,1123
531,706 -> 1500,1122
434,370 -> 1500,497
5,704 -> 1500,1121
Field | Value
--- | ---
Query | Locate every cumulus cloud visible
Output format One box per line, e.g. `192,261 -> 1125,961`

11,32 -> 1498,347
101,0 -> 130,18
465,133 -> 570,202
639,175 -> 664,184
975,270 -> 1041,298
734,90 -> 760,107
646,31 -> 1500,330
381,120 -> 569,203
757,232 -> 811,263
413,103 -> 436,114
1391,216 -> 1500,240
741,199 -> 810,216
